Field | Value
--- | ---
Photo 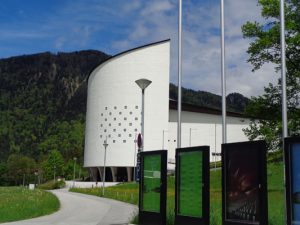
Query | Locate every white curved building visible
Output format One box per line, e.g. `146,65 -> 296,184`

84,40 -> 251,182
84,40 -> 170,182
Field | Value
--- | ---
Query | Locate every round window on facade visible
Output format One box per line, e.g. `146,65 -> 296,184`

114,106 -> 117,109
105,107 -> 108,110
123,140 -> 126,143
118,134 -> 121,137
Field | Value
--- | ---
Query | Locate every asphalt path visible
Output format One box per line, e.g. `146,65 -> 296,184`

2,189 -> 137,225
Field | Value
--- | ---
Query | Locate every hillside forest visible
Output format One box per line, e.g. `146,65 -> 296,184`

0,50 -> 249,185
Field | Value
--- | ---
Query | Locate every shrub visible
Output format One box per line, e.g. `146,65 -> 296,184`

38,180 -> 65,190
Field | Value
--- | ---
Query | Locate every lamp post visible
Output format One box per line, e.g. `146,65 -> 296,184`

102,137 -> 109,196
135,78 -> 152,151
34,171 -> 38,187
73,157 -> 77,188
189,128 -> 197,147
162,130 -> 168,149
53,165 -> 56,181
133,133 -> 137,181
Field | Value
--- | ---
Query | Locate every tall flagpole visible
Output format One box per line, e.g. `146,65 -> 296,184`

177,0 -> 182,148
280,0 -> 288,138
280,1 -> 288,225
220,0 -> 227,143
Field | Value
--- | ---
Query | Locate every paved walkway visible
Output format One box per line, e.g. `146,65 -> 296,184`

2,189 -> 137,225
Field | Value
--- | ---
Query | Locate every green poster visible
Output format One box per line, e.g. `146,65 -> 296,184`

142,154 -> 161,212
178,151 -> 203,217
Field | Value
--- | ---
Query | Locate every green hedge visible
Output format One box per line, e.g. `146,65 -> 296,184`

38,180 -> 65,190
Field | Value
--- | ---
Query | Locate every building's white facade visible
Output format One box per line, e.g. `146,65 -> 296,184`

84,40 -> 251,182
84,40 -> 170,181
167,104 -> 250,169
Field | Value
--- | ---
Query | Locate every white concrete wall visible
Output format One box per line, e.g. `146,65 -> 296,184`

168,110 -> 251,162
65,181 -> 119,188
84,40 -> 170,168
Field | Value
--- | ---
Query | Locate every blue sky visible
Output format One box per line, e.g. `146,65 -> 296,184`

0,0 -> 279,97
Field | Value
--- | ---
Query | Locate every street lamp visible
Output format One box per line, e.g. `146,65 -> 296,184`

73,157 -> 77,188
34,171 -> 38,187
102,137 -> 109,196
135,78 -> 152,151
133,133 -> 137,182
189,128 -> 197,146
162,130 -> 168,149
53,165 -> 56,181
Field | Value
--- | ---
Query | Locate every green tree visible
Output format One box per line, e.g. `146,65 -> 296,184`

42,150 -> 64,181
242,0 -> 300,150
6,154 -> 36,185
38,120 -> 84,161
0,162 -> 8,185
63,159 -> 83,180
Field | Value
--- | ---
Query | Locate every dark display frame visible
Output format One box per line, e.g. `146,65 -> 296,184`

175,146 -> 210,225
285,137 -> 300,225
222,140 -> 268,225
139,150 -> 167,225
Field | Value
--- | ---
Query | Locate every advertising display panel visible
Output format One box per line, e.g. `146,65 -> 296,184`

285,137 -> 300,225
175,146 -> 210,225
139,150 -> 167,225
222,140 -> 268,225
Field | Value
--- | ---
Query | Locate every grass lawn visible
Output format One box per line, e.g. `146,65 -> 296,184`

0,187 -> 60,223
71,162 -> 285,225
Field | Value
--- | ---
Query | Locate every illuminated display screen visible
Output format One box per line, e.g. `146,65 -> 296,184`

225,147 -> 260,224
291,143 -> 300,223
142,154 -> 161,213
178,151 -> 203,218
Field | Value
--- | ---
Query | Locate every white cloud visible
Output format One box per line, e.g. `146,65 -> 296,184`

1,0 -> 279,97
54,0 -> 279,97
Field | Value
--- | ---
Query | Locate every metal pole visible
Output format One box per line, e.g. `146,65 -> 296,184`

102,137 -> 108,196
103,148 -> 107,196
133,133 -> 137,181
220,0 -> 227,144
141,89 -> 145,151
215,123 -> 217,170
280,1 -> 288,224
73,157 -> 76,188
177,0 -> 182,148
53,165 -> 56,181
280,0 -> 288,138
162,130 -> 165,149
189,128 -> 192,147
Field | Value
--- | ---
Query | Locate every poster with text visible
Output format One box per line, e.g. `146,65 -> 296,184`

142,154 -> 161,213
178,151 -> 203,217
225,146 -> 260,224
